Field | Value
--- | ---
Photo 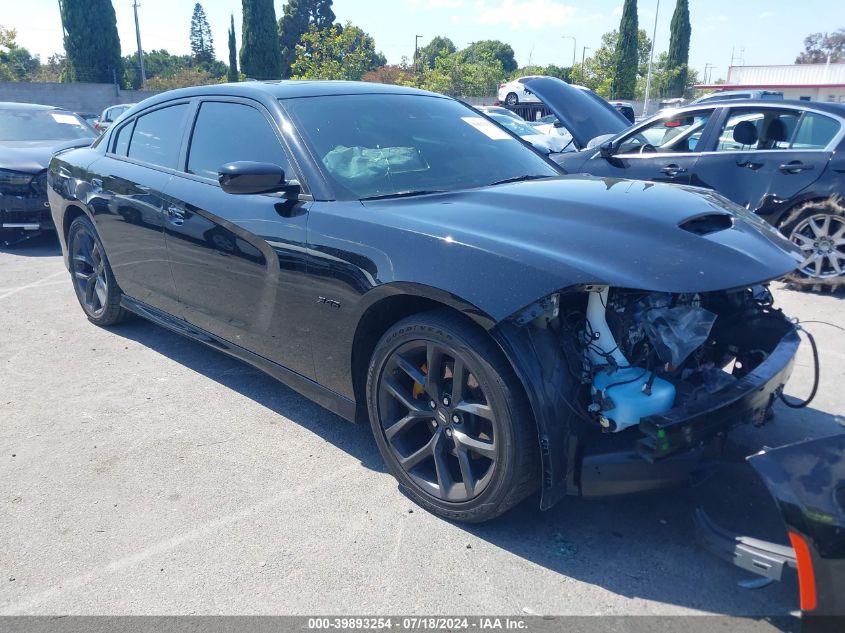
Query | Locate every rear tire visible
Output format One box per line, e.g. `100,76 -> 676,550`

505,92 -> 519,107
366,310 -> 539,522
781,200 -> 845,289
67,215 -> 131,326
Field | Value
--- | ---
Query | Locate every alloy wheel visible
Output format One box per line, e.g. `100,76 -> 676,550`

71,226 -> 109,317
789,213 -> 845,279
376,340 -> 499,502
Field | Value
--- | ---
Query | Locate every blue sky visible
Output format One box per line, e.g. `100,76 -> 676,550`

7,0 -> 845,80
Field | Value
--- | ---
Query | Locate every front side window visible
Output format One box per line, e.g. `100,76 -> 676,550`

791,112 -> 841,150
127,104 -> 189,169
283,94 -> 558,200
187,102 -> 290,180
715,109 -> 800,152
617,111 -> 711,154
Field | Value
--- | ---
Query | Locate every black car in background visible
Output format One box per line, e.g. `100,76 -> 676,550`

540,87 -> 845,288
0,102 -> 96,245
46,81 -> 843,613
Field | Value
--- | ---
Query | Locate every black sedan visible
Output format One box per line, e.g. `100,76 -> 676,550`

48,81 -> 811,527
537,81 -> 845,288
0,102 -> 96,246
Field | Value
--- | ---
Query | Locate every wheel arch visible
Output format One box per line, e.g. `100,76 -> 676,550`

777,193 -> 845,230
350,283 -> 496,419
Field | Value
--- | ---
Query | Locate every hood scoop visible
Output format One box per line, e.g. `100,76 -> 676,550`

679,213 -> 735,236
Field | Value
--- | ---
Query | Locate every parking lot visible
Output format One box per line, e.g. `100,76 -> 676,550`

1,235 -> 843,618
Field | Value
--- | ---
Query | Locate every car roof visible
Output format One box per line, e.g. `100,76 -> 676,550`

0,102 -> 62,111
663,99 -> 845,117
136,80 -> 447,109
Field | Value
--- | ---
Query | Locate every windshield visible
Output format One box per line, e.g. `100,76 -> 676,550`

283,94 -> 558,200
489,113 -> 540,137
0,109 -> 95,142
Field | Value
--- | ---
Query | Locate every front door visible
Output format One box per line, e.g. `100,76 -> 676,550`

584,109 -> 715,185
162,99 -> 314,377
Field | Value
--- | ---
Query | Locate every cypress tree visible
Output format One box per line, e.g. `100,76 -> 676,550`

240,0 -> 282,80
666,0 -> 691,97
60,0 -> 123,84
611,0 -> 638,100
278,0 -> 336,78
189,3 -> 215,64
227,13 -> 239,82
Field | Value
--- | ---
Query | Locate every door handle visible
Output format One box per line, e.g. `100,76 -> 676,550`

779,161 -> 814,173
166,205 -> 185,225
660,164 -> 687,176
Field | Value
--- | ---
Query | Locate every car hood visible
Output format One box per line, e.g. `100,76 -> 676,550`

522,77 -> 630,149
364,177 -> 802,318
0,138 -> 94,173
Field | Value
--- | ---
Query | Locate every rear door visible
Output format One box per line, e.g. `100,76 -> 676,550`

162,98 -> 314,376
690,106 -> 837,217
579,109 -> 716,184
90,102 -> 190,316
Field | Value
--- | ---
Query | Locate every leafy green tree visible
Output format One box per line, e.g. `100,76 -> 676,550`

0,26 -> 41,82
510,64 -> 571,82
418,36 -> 456,69
796,29 -> 845,63
227,13 -> 239,82
123,49 -> 226,89
362,64 -> 414,85
60,0 -> 123,83
190,3 -> 215,65
144,68 -> 221,90
240,0 -> 282,80
666,0 -> 691,97
569,29 -> 650,97
279,0 -> 336,78
416,51 -> 504,97
611,0 -> 638,99
459,40 -> 517,74
291,22 -> 384,81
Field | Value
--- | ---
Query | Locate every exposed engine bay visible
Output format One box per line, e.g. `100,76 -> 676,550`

525,284 -> 799,461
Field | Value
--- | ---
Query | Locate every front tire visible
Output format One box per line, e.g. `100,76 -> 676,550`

366,310 -> 539,522
67,215 -> 131,326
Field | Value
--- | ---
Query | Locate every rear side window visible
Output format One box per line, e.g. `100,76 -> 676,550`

792,112 -> 841,149
186,101 -> 289,180
111,120 -> 134,156
127,104 -> 189,169
715,109 -> 800,152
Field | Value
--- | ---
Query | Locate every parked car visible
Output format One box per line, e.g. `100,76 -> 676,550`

609,100 -> 636,124
0,102 -> 97,246
691,89 -> 784,105
50,81 -> 806,530
485,111 -> 574,154
544,84 -> 845,286
94,103 -> 135,133
498,76 -> 544,106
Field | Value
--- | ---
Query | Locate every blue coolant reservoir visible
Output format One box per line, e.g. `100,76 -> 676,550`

592,368 -> 676,431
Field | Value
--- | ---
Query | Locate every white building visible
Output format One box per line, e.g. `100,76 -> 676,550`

695,62 -> 845,103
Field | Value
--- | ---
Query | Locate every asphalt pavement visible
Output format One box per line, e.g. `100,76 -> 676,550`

1,235 -> 843,618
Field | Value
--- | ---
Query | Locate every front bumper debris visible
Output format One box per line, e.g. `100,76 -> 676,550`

638,327 -> 801,462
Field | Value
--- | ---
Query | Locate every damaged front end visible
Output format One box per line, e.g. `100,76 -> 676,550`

495,283 -> 800,507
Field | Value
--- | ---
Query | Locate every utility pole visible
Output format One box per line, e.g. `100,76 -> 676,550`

133,0 -> 146,86
561,36 -> 576,67
414,35 -> 423,74
581,46 -> 590,66
642,0 -> 660,119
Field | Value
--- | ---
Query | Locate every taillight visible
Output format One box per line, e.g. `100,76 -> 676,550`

789,531 -> 818,611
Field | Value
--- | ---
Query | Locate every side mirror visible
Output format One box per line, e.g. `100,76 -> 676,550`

599,140 -> 617,158
218,161 -> 294,195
